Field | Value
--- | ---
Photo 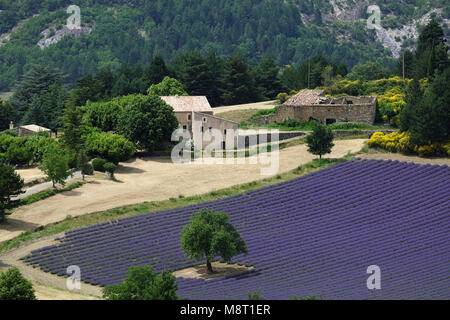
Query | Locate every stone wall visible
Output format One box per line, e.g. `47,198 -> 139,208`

253,102 -> 377,126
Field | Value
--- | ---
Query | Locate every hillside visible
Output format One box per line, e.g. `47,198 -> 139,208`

0,0 -> 448,91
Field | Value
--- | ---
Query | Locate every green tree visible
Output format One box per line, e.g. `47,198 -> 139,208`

0,100 -> 17,131
147,77 -> 188,96
0,163 -> 24,223
181,209 -> 247,274
221,54 -> 260,105
76,150 -> 92,181
347,62 -> 390,81
144,56 -> 170,87
84,100 -> 122,133
102,265 -> 178,300
408,68 -> 450,146
0,268 -> 36,300
39,145 -> 71,188
305,122 -> 335,159
61,104 -> 83,151
414,19 -> 448,79
4,137 -> 34,166
255,56 -> 283,100
399,79 -> 422,132
85,132 -> 135,164
117,94 -> 179,152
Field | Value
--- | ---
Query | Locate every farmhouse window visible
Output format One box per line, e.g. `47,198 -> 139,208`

188,114 -> 191,120
224,129 -> 227,135
203,117 -> 207,122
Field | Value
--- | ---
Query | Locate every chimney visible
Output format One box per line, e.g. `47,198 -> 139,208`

9,121 -> 14,130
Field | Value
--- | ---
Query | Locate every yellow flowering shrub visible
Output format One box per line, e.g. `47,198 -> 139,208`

368,131 -> 449,157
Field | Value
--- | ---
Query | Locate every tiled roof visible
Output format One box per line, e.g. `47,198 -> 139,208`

160,96 -> 213,113
283,89 -> 326,106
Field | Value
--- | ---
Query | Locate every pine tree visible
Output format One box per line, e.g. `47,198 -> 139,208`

220,54 -> 259,105
255,56 -> 283,100
144,56 -> 170,87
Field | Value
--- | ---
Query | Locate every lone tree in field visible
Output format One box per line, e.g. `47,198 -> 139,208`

305,122 -> 334,159
0,268 -> 36,300
0,163 -> 24,223
39,145 -> 71,188
102,265 -> 178,300
181,209 -> 247,274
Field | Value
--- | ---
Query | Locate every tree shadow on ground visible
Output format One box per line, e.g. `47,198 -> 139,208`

0,218 -> 41,234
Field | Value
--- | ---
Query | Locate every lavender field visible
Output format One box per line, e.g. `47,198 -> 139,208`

23,159 -> 450,299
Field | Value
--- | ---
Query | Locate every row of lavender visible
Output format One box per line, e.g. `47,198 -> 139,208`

23,159 -> 450,299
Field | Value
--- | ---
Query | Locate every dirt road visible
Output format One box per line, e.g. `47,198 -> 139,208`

0,139 -> 367,243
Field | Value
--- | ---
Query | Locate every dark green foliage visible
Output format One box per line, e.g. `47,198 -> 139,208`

221,54 -> 260,105
283,118 -> 303,128
173,51 -> 223,106
102,265 -> 178,300
0,0 -> 406,92
4,137 -> 34,166
406,69 -> 450,145
104,162 -> 117,174
0,268 -> 36,300
305,122 -> 335,159
39,144 -> 71,188
9,65 -> 67,130
255,57 -> 283,100
347,62 -> 391,82
147,77 -> 188,96
0,100 -> 17,131
76,151 -> 93,179
144,56 -> 171,87
61,105 -> 83,151
92,158 -> 108,172
84,100 -> 122,133
0,164 -> 24,223
116,94 -> 179,152
414,19 -> 449,79
181,209 -> 247,273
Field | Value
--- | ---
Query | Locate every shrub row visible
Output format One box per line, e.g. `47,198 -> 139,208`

368,131 -> 450,157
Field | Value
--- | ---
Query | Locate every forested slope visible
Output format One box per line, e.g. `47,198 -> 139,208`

0,0 -> 448,90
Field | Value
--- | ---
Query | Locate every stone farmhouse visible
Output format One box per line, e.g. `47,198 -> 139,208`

9,122 -> 52,137
161,96 -> 238,149
254,89 -> 377,125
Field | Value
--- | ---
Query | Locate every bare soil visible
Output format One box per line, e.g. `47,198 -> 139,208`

15,167 -> 46,184
173,262 -> 254,280
0,139 -> 367,243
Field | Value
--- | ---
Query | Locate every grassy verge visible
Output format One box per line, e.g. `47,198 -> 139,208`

18,181 -> 86,207
0,154 -> 360,253
240,120 -> 390,132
